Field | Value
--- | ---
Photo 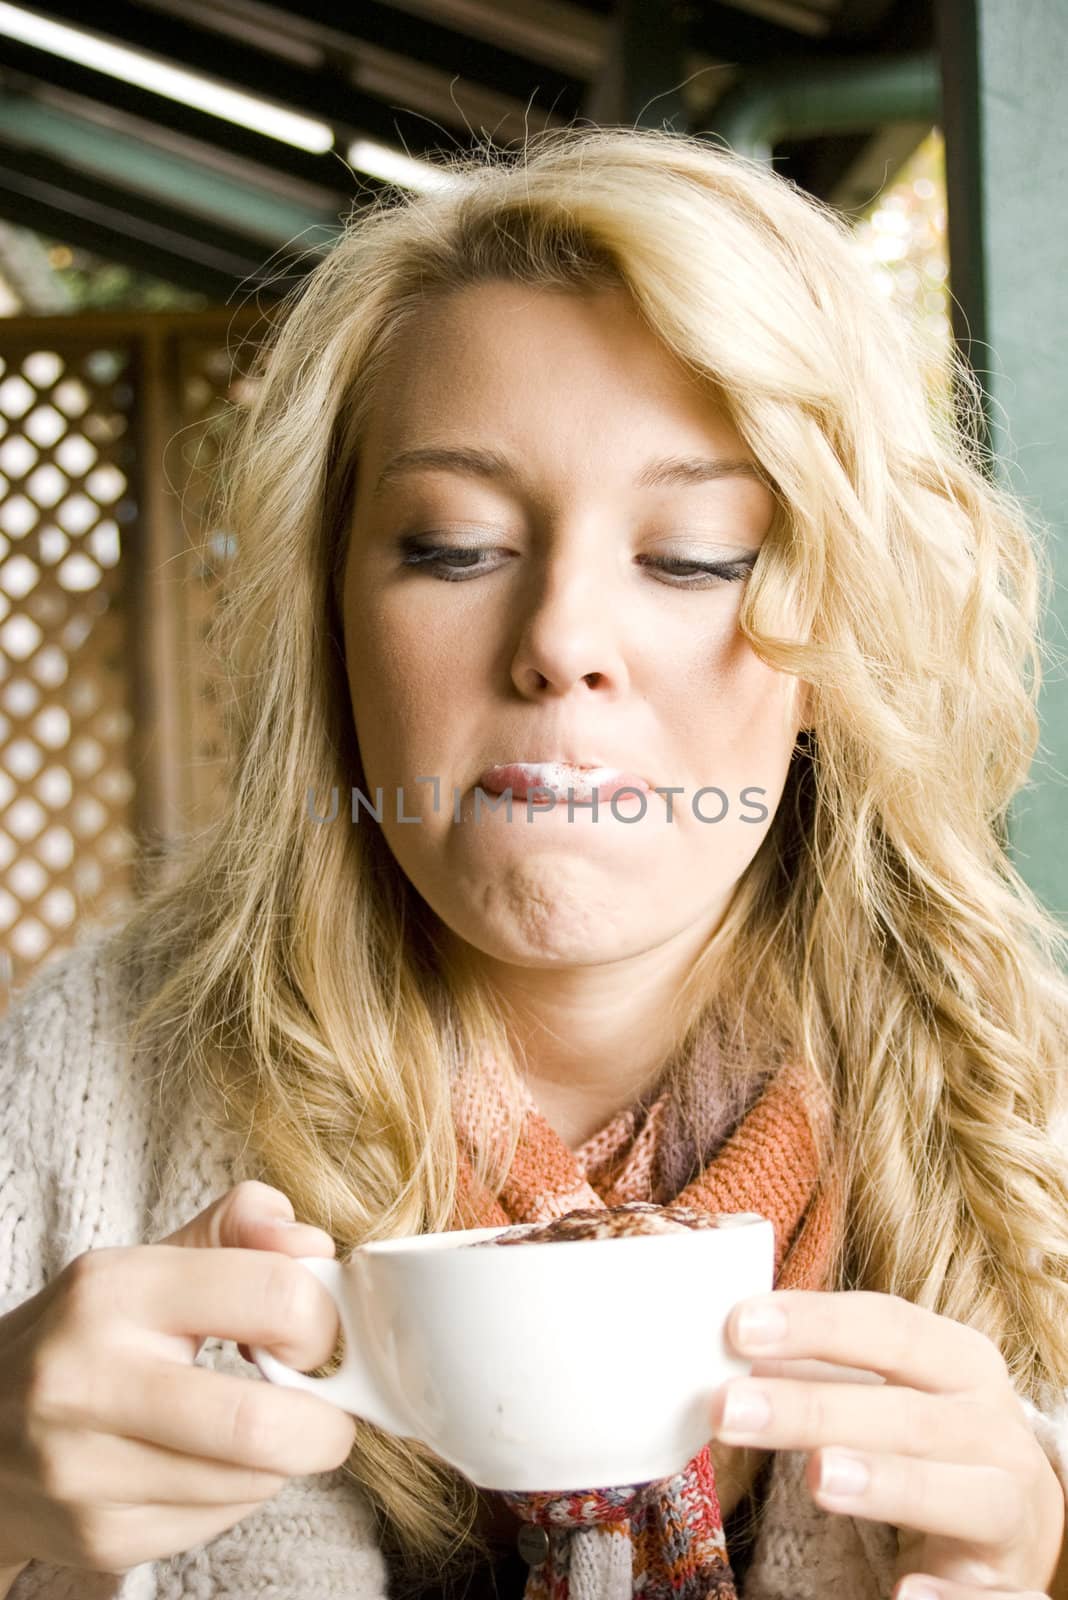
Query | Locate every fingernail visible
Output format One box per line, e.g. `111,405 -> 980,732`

818,1451 -> 870,1497
899,1582 -> 940,1600
719,1383 -> 772,1433
733,1300 -> 788,1347
274,1220 -> 302,1228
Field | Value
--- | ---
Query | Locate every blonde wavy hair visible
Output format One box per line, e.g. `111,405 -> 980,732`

107,123 -> 1068,1590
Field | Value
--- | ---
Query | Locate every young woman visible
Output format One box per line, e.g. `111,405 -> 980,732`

2,124 -> 1068,1600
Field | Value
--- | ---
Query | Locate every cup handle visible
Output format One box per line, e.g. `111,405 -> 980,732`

249,1256 -> 413,1436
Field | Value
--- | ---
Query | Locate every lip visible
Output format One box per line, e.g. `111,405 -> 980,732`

477,761 -> 653,803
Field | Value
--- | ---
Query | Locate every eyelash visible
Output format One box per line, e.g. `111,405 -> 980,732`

398,539 -> 758,588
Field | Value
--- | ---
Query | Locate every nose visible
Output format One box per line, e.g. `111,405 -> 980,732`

507,552 -> 630,699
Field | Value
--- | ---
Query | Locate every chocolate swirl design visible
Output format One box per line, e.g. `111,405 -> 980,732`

467,1198 -> 759,1245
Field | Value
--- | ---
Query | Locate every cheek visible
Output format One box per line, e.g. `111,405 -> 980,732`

346,572 -> 475,676
673,632 -> 801,768
343,592 -> 485,777
742,651 -> 805,740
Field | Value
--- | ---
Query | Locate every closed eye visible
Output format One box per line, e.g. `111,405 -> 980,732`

397,538 -> 758,588
639,554 -> 758,587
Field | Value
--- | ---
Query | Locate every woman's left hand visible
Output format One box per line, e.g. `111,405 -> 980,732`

710,1288 -> 1067,1599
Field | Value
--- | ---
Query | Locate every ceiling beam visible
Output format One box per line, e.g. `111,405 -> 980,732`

15,0 -> 467,154
135,0 -> 604,83
81,0 -> 571,148
0,90 -> 340,246
24,79 -> 348,214
346,35 -> 568,148
357,0 -> 606,78
0,142 -> 315,296
211,0 -> 587,118
688,2 -> 836,62
18,0 -> 583,146
0,36 -> 351,192
584,0 -> 689,129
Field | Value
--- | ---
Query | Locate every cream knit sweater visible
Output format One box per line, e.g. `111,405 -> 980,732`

2,930 -> 1067,1600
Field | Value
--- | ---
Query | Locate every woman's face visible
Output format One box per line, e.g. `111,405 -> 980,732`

342,281 -> 806,973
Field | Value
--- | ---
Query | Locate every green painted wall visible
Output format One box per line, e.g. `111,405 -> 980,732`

966,0 -> 1068,925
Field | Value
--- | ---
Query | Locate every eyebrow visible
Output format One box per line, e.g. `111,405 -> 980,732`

372,445 -> 768,499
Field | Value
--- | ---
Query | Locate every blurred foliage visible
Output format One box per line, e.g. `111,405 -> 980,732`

849,127 -> 951,405
34,239 -> 207,312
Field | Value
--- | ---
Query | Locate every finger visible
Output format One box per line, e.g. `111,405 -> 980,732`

230,1220 -> 337,1368
239,1218 -> 337,1257
0,1275 -> 56,1342
89,1245 -> 343,1373
894,1580 -> 1050,1600
710,1377 -> 1019,1467
801,1446 -> 1025,1553
44,1356 -> 357,1478
747,1355 -> 887,1386
27,1499 -> 272,1577
38,1426 -> 289,1508
156,1180 -> 301,1249
726,1290 -> 1011,1399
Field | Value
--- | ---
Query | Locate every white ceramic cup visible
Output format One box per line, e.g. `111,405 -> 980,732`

251,1211 -> 774,1491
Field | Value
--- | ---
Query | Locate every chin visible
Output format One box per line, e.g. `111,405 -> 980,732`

447,898 -> 669,970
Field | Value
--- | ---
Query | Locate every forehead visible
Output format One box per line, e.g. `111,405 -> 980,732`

361,280 -> 747,461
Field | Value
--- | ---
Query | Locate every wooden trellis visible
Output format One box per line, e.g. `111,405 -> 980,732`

0,306 -> 268,1008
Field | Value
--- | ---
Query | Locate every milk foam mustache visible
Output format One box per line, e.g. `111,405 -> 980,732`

478,761 -> 652,804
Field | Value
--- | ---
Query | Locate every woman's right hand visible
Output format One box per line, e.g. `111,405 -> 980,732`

0,1180 -> 357,1577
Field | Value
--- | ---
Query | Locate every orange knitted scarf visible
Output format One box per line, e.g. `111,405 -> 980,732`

448,1046 -> 844,1600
